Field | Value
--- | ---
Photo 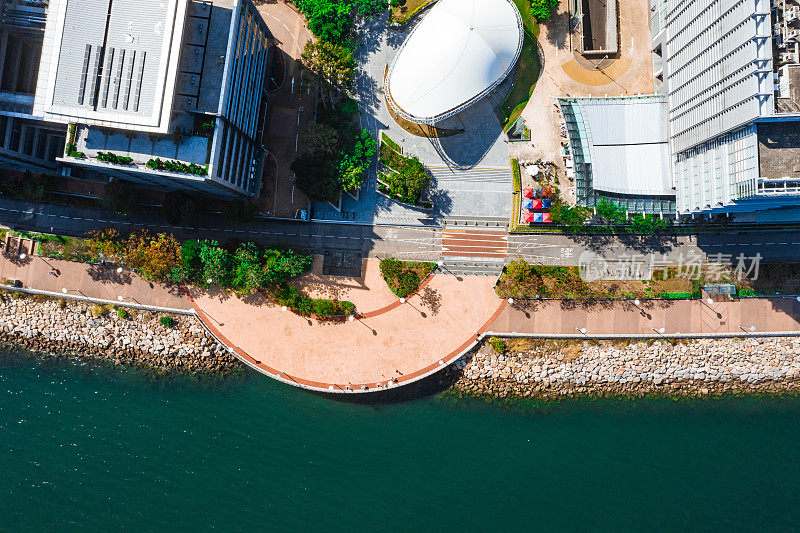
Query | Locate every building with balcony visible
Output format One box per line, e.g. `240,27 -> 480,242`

0,0 -> 273,197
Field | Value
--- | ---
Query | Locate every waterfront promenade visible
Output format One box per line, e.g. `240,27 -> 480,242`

490,297 -> 800,337
4,252 -> 800,391
0,254 -> 188,310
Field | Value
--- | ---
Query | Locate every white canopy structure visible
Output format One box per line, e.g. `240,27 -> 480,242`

385,0 -> 523,125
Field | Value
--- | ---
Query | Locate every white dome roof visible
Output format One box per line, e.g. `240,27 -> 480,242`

386,0 -> 523,123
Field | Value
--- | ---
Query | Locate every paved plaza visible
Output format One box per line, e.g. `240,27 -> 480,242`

311,14 -> 513,226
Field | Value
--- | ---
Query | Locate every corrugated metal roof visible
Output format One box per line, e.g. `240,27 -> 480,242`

52,0 -> 171,117
578,98 -> 668,146
569,96 -> 673,196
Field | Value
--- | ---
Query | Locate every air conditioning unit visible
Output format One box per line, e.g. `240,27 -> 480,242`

786,28 -> 800,42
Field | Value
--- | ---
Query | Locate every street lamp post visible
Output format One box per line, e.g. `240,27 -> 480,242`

576,327 -> 587,335
738,325 -> 757,334
651,327 -> 665,335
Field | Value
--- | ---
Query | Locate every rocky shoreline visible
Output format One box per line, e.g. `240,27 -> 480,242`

448,337 -> 800,400
0,292 -> 244,377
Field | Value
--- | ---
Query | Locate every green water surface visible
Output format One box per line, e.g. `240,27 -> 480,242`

1,350 -> 799,531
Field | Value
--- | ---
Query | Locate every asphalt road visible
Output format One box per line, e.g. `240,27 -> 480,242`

2,198 -> 800,266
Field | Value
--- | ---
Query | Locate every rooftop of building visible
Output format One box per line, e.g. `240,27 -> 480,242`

757,121 -> 800,180
561,95 -> 673,197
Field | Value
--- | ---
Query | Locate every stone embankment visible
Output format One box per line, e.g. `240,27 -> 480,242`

449,337 -> 800,399
0,293 -> 243,376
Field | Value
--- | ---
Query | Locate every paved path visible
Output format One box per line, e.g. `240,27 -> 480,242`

257,1 -> 314,218
488,297 -> 800,337
0,253 -> 189,310
188,261 -> 502,390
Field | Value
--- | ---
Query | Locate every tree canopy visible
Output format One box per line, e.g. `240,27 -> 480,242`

530,0 -> 558,21
301,39 -> 356,88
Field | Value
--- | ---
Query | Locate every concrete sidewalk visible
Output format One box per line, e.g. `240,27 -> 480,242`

488,297 -> 800,337
0,254 -> 190,310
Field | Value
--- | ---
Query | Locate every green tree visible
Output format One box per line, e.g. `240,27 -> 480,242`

262,248 -> 314,284
179,239 -> 205,281
550,203 -> 589,231
352,0 -> 388,16
223,200 -> 258,224
291,154 -> 341,202
595,198 -> 627,223
232,241 -> 264,291
630,214 -> 669,234
295,0 -> 353,42
301,123 -> 339,156
338,128 -> 376,192
530,0 -> 558,21
199,240 -> 234,286
301,39 -> 357,87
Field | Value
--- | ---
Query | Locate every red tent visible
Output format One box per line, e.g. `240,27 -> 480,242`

531,199 -> 542,209
522,212 -> 534,223
542,213 -> 552,223
522,188 -> 534,198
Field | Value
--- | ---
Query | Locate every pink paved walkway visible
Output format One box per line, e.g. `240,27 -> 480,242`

488,297 -> 800,336
0,254 -> 190,310
189,270 -> 503,389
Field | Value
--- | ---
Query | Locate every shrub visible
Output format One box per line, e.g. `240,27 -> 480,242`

146,157 -> 207,176
313,298 -> 337,316
160,315 -> 175,328
96,151 -> 133,165
298,296 -> 314,316
117,307 -> 129,318
488,336 -> 506,354
379,258 -> 434,297
92,304 -> 108,317
378,145 -> 430,205
58,299 -> 67,310
511,158 -> 521,193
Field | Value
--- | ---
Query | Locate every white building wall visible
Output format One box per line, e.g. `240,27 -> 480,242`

664,0 -> 773,154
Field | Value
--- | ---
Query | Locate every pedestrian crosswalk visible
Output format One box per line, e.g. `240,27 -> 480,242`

441,229 -> 508,259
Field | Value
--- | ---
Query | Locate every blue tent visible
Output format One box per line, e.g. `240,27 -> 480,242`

533,212 -> 543,223
542,198 -> 552,209
522,198 -> 534,210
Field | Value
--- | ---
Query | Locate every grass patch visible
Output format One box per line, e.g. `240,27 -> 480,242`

379,258 -> 435,298
381,132 -> 402,154
36,235 -> 95,263
390,0 -> 434,24
500,24 -> 541,131
495,260 -> 695,299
